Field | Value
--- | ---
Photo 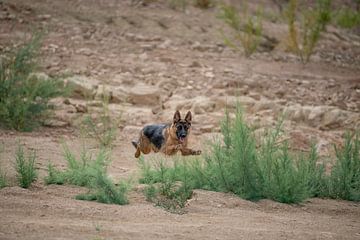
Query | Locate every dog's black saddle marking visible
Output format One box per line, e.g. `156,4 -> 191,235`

143,124 -> 169,150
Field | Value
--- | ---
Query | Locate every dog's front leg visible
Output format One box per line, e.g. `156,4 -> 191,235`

180,148 -> 201,156
163,144 -> 182,155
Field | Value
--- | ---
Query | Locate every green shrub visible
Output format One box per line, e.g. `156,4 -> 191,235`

328,133 -> 360,201
139,105 -> 360,206
81,96 -> 119,148
76,171 -> 128,205
45,145 -> 110,187
333,7 -> 360,29
0,146 -> 7,189
219,3 -> 263,57
15,144 -> 37,188
139,158 -> 194,211
0,167 -> 6,189
168,0 -> 187,11
46,145 -> 129,205
285,0 -> 332,63
0,34 -> 66,131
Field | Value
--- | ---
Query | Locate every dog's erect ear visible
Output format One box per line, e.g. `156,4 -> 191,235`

185,111 -> 192,123
173,110 -> 181,123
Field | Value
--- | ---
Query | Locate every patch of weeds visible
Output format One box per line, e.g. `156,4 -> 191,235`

333,7 -> 360,29
0,146 -> 7,188
218,3 -> 263,57
139,158 -> 194,212
328,132 -> 360,201
76,171 -> 129,205
81,92 -> 120,149
285,0 -> 332,64
15,144 -> 37,188
45,144 -> 110,187
168,0 -> 187,11
44,162 -> 65,185
0,33 -> 67,131
0,165 -> 6,189
45,144 -> 129,205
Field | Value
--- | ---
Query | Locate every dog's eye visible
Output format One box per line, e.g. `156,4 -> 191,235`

184,125 -> 188,131
177,125 -> 182,131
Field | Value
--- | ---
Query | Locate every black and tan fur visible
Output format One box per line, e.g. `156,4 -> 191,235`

132,111 -> 201,158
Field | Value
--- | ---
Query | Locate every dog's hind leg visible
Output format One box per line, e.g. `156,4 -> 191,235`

131,140 -> 138,149
131,140 -> 141,158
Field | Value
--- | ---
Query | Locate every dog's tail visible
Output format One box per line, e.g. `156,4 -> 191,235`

131,140 -> 138,149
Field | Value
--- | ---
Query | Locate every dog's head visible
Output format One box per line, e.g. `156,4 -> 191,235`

172,110 -> 192,143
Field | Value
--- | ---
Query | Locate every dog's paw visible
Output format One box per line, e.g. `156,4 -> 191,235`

192,150 -> 202,155
175,144 -> 183,150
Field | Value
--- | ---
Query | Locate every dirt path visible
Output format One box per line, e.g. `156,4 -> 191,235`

1,0 -> 360,239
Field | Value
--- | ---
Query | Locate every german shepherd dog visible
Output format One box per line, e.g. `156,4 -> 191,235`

132,111 -> 201,158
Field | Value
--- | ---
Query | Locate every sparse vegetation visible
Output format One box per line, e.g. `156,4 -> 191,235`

140,106 -> 360,208
45,145 -> 110,187
218,3 -> 263,57
45,144 -> 129,205
81,93 -> 119,148
0,166 -> 6,189
285,0 -> 332,63
76,171 -> 129,205
15,144 -> 38,188
327,132 -> 360,201
0,34 -> 66,131
333,7 -> 360,29
169,0 -> 187,11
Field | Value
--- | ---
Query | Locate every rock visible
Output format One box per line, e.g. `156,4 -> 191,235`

192,96 -> 216,113
321,109 -> 347,130
111,87 -> 128,103
43,119 -> 69,128
94,84 -> 112,102
66,75 -> 99,99
128,84 -> 161,106
307,106 -> 326,127
215,96 -> 256,110
200,124 -> 214,133
74,104 -> 87,113
75,48 -> 94,56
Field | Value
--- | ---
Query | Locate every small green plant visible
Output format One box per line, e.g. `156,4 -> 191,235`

0,145 -> 7,188
45,144 -> 129,205
168,0 -> 187,11
328,132 -> 360,201
139,158 -> 193,212
81,93 -> 119,148
0,33 -> 66,131
15,144 -> 38,188
45,144 -> 110,187
144,184 -> 157,202
0,166 -> 6,189
333,7 -> 360,29
218,3 -> 263,57
76,171 -> 129,205
285,0 -> 332,63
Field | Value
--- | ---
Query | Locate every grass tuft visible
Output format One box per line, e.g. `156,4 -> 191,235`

15,144 -> 38,188
328,132 -> 360,201
0,33 -> 67,131
76,171 -> 129,205
285,0 -> 332,64
333,7 -> 360,29
218,3 -> 263,57
45,145 -> 110,187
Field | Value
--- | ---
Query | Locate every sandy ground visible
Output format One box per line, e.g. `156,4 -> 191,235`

0,0 -> 360,239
